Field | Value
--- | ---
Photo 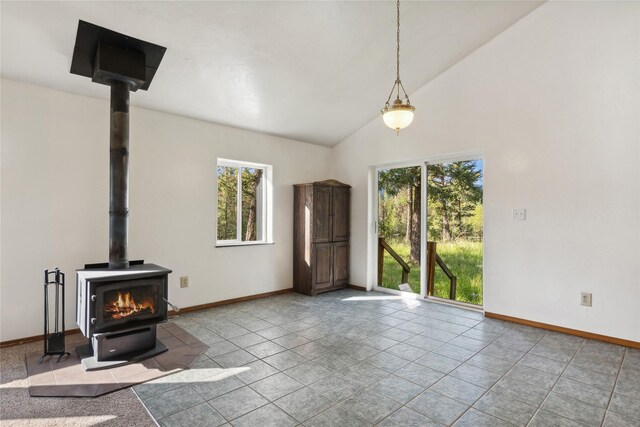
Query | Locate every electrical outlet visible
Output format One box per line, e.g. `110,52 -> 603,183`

180,276 -> 189,288
581,292 -> 592,307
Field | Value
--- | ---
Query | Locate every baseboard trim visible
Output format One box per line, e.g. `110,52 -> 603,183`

1,288 -> 294,348
168,288 -> 294,316
0,329 -> 81,349
485,312 -> 640,349
347,284 -> 367,291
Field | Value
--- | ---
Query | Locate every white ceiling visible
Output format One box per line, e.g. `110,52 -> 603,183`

1,1 -> 542,146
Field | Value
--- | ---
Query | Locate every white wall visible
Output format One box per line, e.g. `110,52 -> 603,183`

0,79 -> 331,341
2,2 -> 639,344
331,2 -> 640,342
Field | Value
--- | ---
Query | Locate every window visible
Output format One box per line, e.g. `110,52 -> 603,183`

216,159 -> 273,246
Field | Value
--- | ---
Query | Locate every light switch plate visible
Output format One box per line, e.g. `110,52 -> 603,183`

513,208 -> 526,221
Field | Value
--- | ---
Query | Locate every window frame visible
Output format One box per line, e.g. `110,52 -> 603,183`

215,158 -> 273,247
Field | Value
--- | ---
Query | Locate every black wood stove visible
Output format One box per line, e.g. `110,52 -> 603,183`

76,263 -> 171,370
70,21 -> 172,370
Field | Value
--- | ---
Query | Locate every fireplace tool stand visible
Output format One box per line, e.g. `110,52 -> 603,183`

40,268 -> 71,363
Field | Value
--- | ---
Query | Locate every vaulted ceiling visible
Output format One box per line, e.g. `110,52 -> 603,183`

1,1 -> 543,146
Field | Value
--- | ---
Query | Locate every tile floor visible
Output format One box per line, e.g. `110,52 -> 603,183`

133,290 -> 640,427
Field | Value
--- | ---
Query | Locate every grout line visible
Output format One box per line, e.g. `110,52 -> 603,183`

444,326 -> 546,426
149,292 -> 632,427
364,315 -> 513,425
372,319 -> 515,425
131,387 -> 161,427
600,347 -> 625,427
525,337 -> 587,427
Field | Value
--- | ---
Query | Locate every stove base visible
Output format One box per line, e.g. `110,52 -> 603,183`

76,324 -> 167,371
76,339 -> 167,371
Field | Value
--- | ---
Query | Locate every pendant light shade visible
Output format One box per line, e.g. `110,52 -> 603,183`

381,0 -> 415,134
382,98 -> 415,132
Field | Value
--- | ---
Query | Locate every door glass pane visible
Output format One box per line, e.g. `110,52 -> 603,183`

217,166 -> 238,240
427,159 -> 483,305
103,284 -> 158,323
377,166 -> 422,293
241,167 -> 264,241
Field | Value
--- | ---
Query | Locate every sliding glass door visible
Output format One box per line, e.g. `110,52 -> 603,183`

376,165 -> 423,294
425,159 -> 484,305
372,157 -> 484,306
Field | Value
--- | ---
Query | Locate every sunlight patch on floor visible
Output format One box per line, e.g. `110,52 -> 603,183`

3,416 -> 116,425
0,378 -> 26,389
153,367 -> 250,383
341,295 -> 405,302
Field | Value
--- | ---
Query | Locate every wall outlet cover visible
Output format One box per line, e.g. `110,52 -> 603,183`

581,292 -> 592,307
180,276 -> 189,288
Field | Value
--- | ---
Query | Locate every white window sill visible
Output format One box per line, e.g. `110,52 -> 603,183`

215,241 -> 275,248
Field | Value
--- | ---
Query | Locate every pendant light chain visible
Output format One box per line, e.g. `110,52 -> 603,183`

396,0 -> 400,82
381,0 -> 415,134
385,0 -> 410,105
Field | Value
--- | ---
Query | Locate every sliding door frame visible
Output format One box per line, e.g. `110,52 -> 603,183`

367,151 -> 484,308
369,159 -> 427,298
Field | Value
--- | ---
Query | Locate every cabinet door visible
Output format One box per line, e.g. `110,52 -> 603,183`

333,241 -> 349,287
332,187 -> 349,242
312,243 -> 333,289
313,186 -> 332,243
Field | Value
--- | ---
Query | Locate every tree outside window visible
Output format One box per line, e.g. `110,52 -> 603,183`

216,159 -> 272,245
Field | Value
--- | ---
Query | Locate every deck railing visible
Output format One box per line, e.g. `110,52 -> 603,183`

427,241 -> 457,300
378,237 -> 411,286
377,238 -> 457,300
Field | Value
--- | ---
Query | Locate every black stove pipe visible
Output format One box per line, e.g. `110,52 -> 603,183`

70,22 -> 166,269
109,81 -> 130,269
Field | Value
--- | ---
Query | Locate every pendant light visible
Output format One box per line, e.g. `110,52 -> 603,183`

381,0 -> 415,134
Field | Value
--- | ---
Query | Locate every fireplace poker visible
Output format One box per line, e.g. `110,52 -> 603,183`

163,297 -> 180,314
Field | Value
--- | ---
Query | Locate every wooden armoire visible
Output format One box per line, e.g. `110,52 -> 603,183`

293,180 -> 350,295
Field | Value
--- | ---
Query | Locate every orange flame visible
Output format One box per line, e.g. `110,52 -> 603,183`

105,291 -> 155,320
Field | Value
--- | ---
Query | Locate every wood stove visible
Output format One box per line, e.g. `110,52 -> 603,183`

76,264 -> 171,370
70,21 -> 171,370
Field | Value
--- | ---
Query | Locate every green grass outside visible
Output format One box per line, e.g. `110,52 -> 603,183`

380,240 -> 483,305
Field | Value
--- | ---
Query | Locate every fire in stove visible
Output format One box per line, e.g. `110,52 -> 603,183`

102,285 -> 158,323
105,291 -> 156,320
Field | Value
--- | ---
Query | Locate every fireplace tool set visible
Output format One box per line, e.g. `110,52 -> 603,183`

40,268 -> 71,363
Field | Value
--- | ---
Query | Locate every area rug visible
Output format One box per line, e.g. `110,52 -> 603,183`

25,323 -> 207,397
